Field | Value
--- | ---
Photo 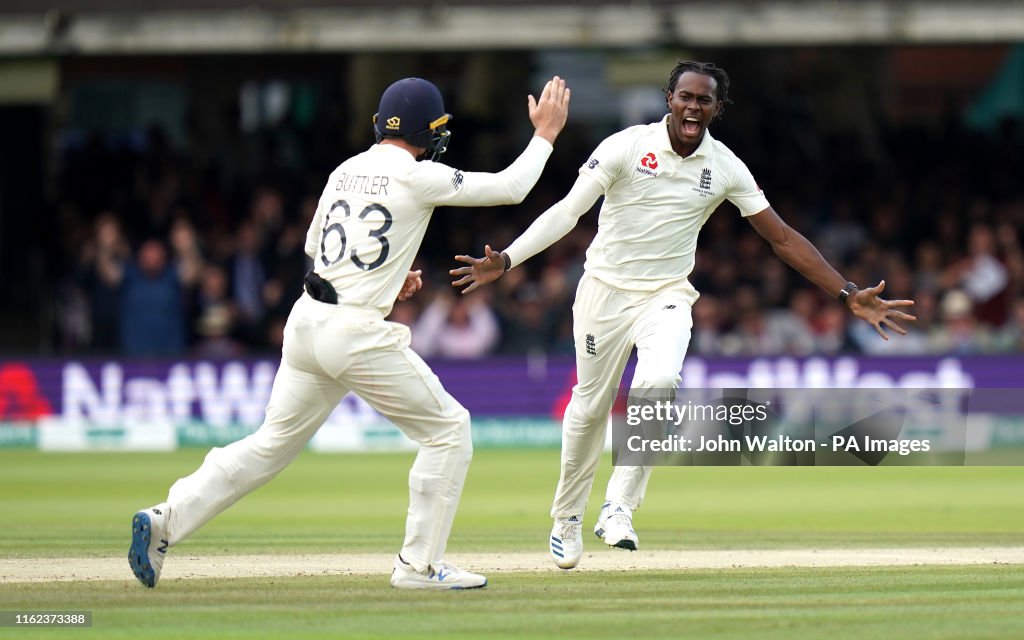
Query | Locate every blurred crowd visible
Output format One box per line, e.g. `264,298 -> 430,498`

49,99 -> 1024,359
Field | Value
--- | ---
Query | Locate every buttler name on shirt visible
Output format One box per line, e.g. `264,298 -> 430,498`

335,173 -> 390,196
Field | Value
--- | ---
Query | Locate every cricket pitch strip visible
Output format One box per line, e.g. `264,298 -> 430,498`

4,548 -> 1024,583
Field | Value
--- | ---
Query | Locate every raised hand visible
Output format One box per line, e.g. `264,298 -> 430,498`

528,76 -> 571,144
848,280 -> 917,340
450,245 -> 506,295
397,269 -> 423,302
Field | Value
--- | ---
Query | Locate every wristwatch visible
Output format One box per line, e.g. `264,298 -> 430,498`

501,251 -> 512,272
837,281 -> 859,305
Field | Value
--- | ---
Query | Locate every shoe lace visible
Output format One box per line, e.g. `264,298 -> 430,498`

557,518 -> 582,539
428,561 -> 464,577
607,511 -> 633,531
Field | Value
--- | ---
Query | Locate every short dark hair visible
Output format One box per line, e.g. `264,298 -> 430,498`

665,61 -> 732,120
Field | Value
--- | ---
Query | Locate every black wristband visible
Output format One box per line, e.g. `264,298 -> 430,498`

837,281 -> 858,305
501,252 -> 512,272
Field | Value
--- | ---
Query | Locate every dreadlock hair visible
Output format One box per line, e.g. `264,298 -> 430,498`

665,61 -> 732,120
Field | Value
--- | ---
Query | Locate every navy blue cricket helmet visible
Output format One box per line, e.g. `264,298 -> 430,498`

373,77 -> 452,161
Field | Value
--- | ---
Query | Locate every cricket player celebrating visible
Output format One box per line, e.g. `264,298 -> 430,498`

129,75 -> 570,589
451,61 -> 915,569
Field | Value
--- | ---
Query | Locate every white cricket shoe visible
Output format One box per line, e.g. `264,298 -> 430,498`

128,504 -> 169,588
390,555 -> 487,590
550,515 -> 583,569
594,501 -> 639,551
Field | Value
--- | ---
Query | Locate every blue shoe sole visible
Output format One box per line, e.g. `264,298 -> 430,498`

128,512 -> 156,587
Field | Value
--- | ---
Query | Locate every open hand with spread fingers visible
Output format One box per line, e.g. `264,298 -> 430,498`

529,76 -> 571,144
397,269 -> 423,302
848,280 -> 917,340
450,245 -> 506,295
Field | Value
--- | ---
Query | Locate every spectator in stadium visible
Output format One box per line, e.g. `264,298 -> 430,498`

249,186 -> 286,265
412,288 -> 500,359
991,297 -> 1024,353
119,239 -> 187,356
230,219 -> 268,340
811,299 -> 856,354
193,263 -> 239,352
495,283 -> 552,355
914,241 -> 945,294
84,213 -> 131,351
995,221 -> 1024,309
942,224 -> 1010,326
725,285 -> 816,356
931,288 -> 989,355
168,217 -> 205,291
193,303 -> 245,360
689,295 -> 724,355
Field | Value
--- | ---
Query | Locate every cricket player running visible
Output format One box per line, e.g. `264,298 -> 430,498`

451,61 -> 915,569
129,76 -> 570,589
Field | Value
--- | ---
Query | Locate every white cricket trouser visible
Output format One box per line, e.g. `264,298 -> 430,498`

164,293 -> 473,573
551,274 -> 697,519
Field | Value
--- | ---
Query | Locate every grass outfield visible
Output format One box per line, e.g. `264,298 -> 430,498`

1,449 -> 1023,638
2,449 -> 1023,556
4,566 -> 1024,639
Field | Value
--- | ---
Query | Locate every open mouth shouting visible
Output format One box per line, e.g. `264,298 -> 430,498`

681,116 -> 701,137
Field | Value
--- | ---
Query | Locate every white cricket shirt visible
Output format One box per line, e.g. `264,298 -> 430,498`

580,115 -> 769,292
304,137 -> 553,315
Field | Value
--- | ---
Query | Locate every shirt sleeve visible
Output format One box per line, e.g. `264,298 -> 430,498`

727,158 -> 770,217
503,173 -> 604,269
578,131 -> 629,191
304,198 -> 326,260
417,136 -> 553,207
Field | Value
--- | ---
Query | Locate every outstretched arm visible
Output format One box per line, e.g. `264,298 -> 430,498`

450,174 -> 603,294
429,76 -> 571,207
746,206 -> 916,339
